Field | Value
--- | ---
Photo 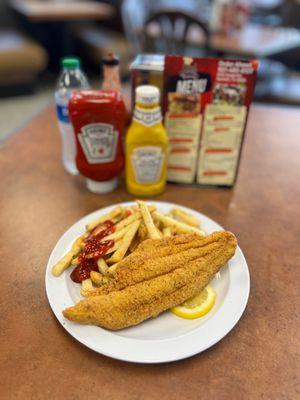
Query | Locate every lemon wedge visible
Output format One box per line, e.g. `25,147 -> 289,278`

170,285 -> 216,319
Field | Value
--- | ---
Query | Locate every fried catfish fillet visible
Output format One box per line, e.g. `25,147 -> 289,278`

63,231 -> 237,330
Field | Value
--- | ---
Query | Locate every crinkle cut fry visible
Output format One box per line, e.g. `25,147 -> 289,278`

86,231 -> 236,297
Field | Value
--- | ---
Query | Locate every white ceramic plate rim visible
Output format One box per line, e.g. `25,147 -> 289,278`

45,201 -> 250,363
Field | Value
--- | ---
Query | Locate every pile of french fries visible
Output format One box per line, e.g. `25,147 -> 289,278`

52,200 -> 204,296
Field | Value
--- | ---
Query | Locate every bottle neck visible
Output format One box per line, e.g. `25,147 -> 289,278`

133,102 -> 162,127
135,102 -> 159,110
63,67 -> 78,72
102,65 -> 121,92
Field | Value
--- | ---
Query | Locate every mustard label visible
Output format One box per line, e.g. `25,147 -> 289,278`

133,107 -> 162,127
131,146 -> 164,183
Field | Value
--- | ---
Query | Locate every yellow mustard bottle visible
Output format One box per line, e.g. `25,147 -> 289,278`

126,85 -> 167,197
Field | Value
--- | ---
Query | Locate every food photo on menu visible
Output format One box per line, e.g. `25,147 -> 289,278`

2,3 -> 299,398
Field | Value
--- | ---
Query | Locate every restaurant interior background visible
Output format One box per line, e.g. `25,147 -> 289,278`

0,0 -> 300,141
1,1 -> 300,394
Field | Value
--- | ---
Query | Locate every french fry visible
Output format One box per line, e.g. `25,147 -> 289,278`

51,237 -> 83,276
97,258 -> 109,274
108,241 -> 120,254
86,206 -> 123,231
90,271 -> 109,286
170,208 -> 200,227
53,203 -> 203,283
124,203 -> 156,215
72,239 -> 120,266
137,200 -> 162,239
52,251 -> 74,277
138,222 -> 148,242
107,220 -> 141,264
84,239 -> 120,259
88,217 -> 120,237
128,204 -> 156,214
152,211 -> 205,236
129,235 -> 139,252
107,263 -> 119,275
163,227 -> 172,237
80,278 -> 93,296
72,236 -> 86,249
71,257 -> 79,265
105,223 -> 134,242
128,205 -> 139,212
154,219 -> 161,229
115,211 -> 141,231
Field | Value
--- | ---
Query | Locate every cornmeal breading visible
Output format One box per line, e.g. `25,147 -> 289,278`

63,231 -> 237,330
87,232 -> 233,296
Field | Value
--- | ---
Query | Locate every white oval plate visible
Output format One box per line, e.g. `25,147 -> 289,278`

45,201 -> 250,363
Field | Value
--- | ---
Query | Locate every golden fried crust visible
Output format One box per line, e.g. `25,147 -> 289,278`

63,231 -> 237,330
87,231 -> 236,296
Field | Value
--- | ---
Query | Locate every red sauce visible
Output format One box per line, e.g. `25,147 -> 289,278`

70,220 -> 115,283
85,220 -> 115,242
83,239 -> 114,259
70,258 -> 98,283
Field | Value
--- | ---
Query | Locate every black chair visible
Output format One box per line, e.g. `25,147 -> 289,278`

142,10 -> 209,56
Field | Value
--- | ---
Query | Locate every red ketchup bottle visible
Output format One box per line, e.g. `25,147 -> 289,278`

68,90 -> 126,193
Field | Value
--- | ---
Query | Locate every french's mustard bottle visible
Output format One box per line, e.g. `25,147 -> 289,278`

126,85 -> 167,197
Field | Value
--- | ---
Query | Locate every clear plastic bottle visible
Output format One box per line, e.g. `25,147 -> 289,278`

54,57 -> 90,175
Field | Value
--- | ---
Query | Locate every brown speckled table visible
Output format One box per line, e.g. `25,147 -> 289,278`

0,105 -> 299,400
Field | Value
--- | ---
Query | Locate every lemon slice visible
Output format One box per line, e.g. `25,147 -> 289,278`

170,285 -> 216,319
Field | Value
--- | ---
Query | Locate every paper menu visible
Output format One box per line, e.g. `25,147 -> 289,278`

162,56 -> 258,186
165,113 -> 202,183
197,105 -> 246,185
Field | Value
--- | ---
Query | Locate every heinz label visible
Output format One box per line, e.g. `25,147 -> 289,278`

133,107 -> 162,127
131,146 -> 164,183
78,123 -> 117,164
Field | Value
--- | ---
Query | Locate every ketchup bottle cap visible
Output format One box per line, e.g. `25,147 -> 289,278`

86,177 -> 118,194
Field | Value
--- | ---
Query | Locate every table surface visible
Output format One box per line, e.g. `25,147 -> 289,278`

9,0 -> 114,22
1,104 -> 299,399
210,23 -> 300,58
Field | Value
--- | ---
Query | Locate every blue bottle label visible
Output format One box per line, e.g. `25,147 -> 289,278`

56,104 -> 70,123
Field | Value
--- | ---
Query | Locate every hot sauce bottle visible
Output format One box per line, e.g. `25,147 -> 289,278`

68,90 -> 126,193
102,53 -> 130,125
102,53 -> 122,92
125,85 -> 168,197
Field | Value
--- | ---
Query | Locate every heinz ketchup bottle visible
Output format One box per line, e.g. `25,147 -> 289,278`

68,90 -> 126,193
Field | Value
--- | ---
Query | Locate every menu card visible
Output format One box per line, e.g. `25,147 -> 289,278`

163,56 -> 258,186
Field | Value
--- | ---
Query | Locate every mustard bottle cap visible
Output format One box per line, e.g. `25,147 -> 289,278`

136,85 -> 160,104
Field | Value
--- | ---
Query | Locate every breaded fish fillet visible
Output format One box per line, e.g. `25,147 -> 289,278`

87,231 -> 233,296
63,231 -> 237,330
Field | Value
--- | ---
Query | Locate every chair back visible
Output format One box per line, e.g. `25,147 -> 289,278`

142,10 -> 209,55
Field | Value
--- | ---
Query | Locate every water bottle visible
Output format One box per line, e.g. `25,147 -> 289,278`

55,57 -> 90,175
